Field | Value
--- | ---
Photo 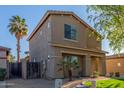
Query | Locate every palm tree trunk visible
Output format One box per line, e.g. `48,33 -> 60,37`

17,37 -> 20,63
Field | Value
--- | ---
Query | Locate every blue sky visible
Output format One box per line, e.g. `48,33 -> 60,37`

0,5 -> 112,59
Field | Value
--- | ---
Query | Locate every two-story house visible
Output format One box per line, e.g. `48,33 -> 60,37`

27,10 -> 106,79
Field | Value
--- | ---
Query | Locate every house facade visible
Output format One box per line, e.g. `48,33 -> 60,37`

0,46 -> 10,69
28,11 -> 106,79
106,54 -> 124,77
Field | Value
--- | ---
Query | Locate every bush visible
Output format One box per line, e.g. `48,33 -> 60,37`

83,81 -> 93,87
0,68 -> 6,81
109,72 -> 114,77
91,71 -> 99,78
78,71 -> 83,77
115,72 -> 120,77
93,71 -> 99,78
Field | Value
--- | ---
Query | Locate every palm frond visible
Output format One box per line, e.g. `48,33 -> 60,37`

8,15 -> 28,37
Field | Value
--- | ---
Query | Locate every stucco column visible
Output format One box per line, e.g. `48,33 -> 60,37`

54,55 -> 64,79
100,57 -> 106,76
22,61 -> 27,79
85,55 -> 91,76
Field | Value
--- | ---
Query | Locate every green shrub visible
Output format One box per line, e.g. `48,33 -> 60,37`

84,81 -> 93,87
115,72 -> 120,77
94,71 -> 99,77
109,72 -> 114,77
0,68 -> 6,81
91,71 -> 99,78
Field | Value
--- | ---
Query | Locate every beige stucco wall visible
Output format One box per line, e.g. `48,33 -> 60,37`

50,14 -> 101,50
106,57 -> 124,75
29,16 -> 52,61
29,16 -> 56,78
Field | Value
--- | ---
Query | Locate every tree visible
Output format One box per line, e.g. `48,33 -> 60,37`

24,51 -> 30,62
87,5 -> 124,53
8,54 -> 15,63
58,56 -> 80,81
8,16 -> 28,63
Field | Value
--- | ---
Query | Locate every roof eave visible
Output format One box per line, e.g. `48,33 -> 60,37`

27,10 -> 102,41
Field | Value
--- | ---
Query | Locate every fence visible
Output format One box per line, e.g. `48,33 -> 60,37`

26,62 -> 41,79
7,61 -> 43,79
8,62 -> 22,79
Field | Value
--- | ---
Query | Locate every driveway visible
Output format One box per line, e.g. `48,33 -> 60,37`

5,79 -> 55,88
5,78 -> 72,88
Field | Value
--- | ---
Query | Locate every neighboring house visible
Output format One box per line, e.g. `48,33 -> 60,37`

106,54 -> 124,77
0,46 -> 10,69
27,10 -> 106,79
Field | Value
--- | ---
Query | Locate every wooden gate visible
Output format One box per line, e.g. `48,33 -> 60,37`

8,62 -> 22,79
26,62 -> 41,79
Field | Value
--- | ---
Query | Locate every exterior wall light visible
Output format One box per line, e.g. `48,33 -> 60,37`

48,55 -> 50,60
117,63 -> 121,67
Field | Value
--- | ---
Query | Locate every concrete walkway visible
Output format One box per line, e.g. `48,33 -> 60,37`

62,76 -> 110,88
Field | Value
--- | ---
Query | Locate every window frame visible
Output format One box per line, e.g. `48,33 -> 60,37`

64,24 -> 77,41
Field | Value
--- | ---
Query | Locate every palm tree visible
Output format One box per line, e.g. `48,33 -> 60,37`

8,16 -> 28,63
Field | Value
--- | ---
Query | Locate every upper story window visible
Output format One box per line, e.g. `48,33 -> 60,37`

64,24 -> 77,40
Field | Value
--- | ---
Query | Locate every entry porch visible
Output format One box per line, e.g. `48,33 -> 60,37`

54,52 -> 106,78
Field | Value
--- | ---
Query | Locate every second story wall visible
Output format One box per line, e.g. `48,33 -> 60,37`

87,31 -> 101,50
51,14 -> 87,49
50,14 -> 101,50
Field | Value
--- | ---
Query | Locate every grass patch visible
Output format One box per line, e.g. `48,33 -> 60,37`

96,79 -> 124,88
